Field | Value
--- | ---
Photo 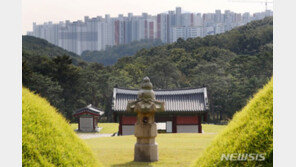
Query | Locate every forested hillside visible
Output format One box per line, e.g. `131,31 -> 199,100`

23,36 -> 83,65
22,17 -> 273,122
81,39 -> 163,65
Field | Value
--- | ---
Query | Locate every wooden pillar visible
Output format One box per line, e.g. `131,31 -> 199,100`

197,115 -> 202,133
119,115 -> 123,135
94,116 -> 98,128
113,112 -> 117,122
204,112 -> 208,122
78,117 -> 80,131
93,116 -> 95,130
172,116 -> 177,133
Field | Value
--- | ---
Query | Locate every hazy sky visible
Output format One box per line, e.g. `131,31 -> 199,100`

22,0 -> 273,34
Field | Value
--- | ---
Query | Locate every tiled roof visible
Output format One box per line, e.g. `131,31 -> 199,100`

74,104 -> 104,116
112,88 -> 209,112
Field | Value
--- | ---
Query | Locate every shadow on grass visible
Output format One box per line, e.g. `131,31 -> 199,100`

111,161 -> 154,167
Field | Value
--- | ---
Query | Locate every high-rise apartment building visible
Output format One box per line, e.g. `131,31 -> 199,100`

171,26 -> 202,42
175,7 -> 182,26
157,13 -> 168,43
27,7 -> 272,55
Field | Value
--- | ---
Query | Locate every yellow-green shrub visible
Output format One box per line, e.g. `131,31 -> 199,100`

192,78 -> 273,167
22,88 -> 101,167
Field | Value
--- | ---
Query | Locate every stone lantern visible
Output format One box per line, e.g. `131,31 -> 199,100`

126,76 -> 164,162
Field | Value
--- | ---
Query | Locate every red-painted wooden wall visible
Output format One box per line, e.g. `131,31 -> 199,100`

176,116 -> 199,125
122,116 -> 137,125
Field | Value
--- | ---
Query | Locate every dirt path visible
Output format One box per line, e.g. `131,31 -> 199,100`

77,133 -> 115,139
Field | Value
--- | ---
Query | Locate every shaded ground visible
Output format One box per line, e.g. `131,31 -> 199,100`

71,123 -> 119,134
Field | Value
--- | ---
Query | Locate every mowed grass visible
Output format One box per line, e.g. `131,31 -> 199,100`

191,78 -> 273,167
202,124 -> 227,133
83,124 -> 226,167
71,123 -> 119,134
22,88 -> 101,167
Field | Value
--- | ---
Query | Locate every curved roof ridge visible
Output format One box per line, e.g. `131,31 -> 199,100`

115,87 -> 206,91
114,87 -> 207,95
113,86 -> 209,112
74,104 -> 104,115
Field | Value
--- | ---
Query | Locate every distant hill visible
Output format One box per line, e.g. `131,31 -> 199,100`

22,36 -> 83,65
191,78 -> 273,167
81,39 -> 163,66
22,87 -> 101,166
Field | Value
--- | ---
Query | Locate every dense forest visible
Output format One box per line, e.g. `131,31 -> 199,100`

81,39 -> 163,65
23,17 -> 273,123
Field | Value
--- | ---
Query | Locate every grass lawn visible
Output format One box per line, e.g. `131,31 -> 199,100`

83,124 -> 226,167
202,124 -> 227,133
71,123 -> 119,134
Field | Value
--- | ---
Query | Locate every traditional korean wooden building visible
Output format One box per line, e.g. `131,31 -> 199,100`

112,87 -> 209,135
73,104 -> 104,132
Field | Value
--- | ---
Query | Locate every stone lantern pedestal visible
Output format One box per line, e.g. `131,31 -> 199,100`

134,122 -> 158,162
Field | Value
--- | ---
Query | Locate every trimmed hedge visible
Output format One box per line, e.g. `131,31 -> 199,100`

192,78 -> 273,167
22,87 -> 101,167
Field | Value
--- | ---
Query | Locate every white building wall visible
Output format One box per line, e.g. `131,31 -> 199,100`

166,121 -> 172,133
175,7 -> 182,26
158,14 -> 168,43
171,27 -> 186,42
191,14 -> 198,26
196,13 -> 203,27
171,26 -> 201,42
176,125 -> 199,133
122,125 -> 135,135
186,27 -> 202,39
80,117 -> 94,132
149,18 -> 157,39
106,20 -> 115,46
97,22 -> 103,51
181,13 -> 191,27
